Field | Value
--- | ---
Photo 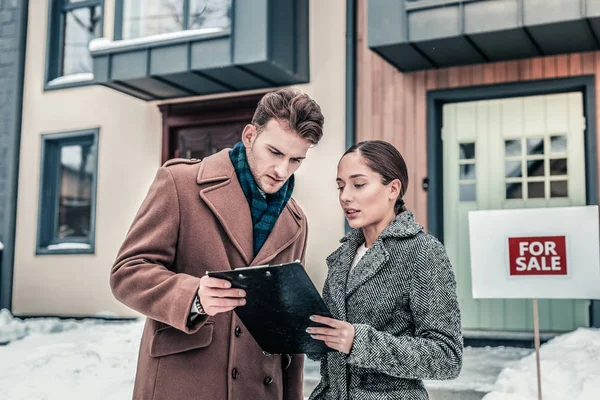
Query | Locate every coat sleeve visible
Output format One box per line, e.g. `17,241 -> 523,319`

110,166 -> 206,334
283,217 -> 308,400
346,239 -> 463,380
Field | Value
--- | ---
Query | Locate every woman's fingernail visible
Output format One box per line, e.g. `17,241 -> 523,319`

310,335 -> 316,339
309,315 -> 316,321
305,328 -> 311,333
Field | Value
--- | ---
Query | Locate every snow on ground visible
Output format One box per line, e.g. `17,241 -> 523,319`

483,328 -> 600,400
0,310 -> 143,400
1,309 -> 598,400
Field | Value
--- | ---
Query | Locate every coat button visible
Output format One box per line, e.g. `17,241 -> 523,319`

232,368 -> 239,379
235,326 -> 242,337
264,377 -> 273,385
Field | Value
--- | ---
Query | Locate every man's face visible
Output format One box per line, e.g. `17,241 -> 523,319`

242,119 -> 312,194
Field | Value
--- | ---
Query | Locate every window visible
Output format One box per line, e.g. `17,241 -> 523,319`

37,129 -> 99,255
459,142 -> 476,202
45,0 -> 104,89
504,135 -> 569,200
115,0 -> 232,40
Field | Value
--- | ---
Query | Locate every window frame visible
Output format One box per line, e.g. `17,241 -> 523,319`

37,128 -> 100,255
44,0 -> 105,91
113,0 -> 229,40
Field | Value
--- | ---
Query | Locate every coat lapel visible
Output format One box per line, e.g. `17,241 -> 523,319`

345,240 -> 390,298
325,246 -> 353,321
251,199 -> 302,266
197,149 -> 253,266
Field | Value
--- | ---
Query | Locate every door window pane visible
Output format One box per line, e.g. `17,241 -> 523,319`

189,0 -> 232,30
62,6 -> 103,76
459,143 -> 475,160
460,184 -> 476,202
527,138 -> 544,155
505,140 -> 521,157
551,181 -> 568,198
460,163 -> 476,180
550,135 -> 567,153
506,182 -> 522,199
527,159 -> 545,177
505,161 -> 522,178
550,158 -> 568,176
527,182 -> 545,199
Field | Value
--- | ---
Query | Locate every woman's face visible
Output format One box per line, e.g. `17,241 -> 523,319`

336,152 -> 398,230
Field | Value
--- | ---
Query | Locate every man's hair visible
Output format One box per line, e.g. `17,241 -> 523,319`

251,88 -> 325,145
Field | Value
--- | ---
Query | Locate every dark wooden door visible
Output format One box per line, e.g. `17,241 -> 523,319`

158,94 -> 265,163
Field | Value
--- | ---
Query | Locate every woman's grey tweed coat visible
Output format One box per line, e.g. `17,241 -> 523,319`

309,211 -> 463,400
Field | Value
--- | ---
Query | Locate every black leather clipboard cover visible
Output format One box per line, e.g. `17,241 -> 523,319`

207,261 -> 334,355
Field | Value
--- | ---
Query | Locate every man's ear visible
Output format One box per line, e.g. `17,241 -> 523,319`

389,179 -> 402,200
241,124 -> 257,149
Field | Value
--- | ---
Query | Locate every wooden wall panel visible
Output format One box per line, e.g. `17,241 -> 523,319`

356,0 -> 599,229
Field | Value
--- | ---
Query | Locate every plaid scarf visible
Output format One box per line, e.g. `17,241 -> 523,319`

230,142 -> 295,256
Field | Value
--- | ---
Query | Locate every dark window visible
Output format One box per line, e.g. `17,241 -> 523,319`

116,0 -> 232,40
38,129 -> 99,255
46,0 -> 104,89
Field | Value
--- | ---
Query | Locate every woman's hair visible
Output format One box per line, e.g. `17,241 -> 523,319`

252,88 -> 325,145
343,140 -> 409,214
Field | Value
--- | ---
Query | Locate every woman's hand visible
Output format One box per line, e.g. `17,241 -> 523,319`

307,315 -> 355,354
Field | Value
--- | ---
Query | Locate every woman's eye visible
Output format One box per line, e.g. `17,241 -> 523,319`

270,150 -> 281,156
354,184 -> 364,189
337,186 -> 344,191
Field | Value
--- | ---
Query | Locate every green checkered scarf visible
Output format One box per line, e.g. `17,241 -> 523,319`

229,142 -> 295,256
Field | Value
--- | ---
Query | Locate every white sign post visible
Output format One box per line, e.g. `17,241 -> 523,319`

468,206 -> 600,400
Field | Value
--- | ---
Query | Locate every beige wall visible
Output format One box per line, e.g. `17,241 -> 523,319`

12,0 -> 346,317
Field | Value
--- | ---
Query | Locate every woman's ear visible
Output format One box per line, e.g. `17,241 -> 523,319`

389,179 -> 402,201
241,124 -> 257,149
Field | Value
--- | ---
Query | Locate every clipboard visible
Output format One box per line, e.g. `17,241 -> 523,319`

207,261 -> 334,355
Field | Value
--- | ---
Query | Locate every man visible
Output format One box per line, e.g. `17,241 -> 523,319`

110,88 -> 324,400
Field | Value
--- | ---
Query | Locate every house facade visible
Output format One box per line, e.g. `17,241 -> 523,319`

4,0 -> 347,318
1,0 -> 599,340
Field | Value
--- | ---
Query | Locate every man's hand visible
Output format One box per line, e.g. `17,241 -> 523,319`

306,315 -> 355,354
198,275 -> 246,316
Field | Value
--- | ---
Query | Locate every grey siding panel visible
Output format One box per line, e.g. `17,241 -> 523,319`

524,0 -> 582,25
233,0 -> 268,64
269,0 -> 296,75
294,0 -> 309,80
202,67 -> 268,90
190,38 -> 230,70
528,21 -> 598,55
408,5 -> 460,42
469,29 -> 539,61
375,43 -> 435,71
150,44 -> 188,75
416,37 -> 485,67
126,77 -> 191,98
367,0 -> 405,46
160,72 -> 230,95
92,55 -> 110,82
0,0 -> 27,310
111,50 -> 148,80
464,0 -> 520,34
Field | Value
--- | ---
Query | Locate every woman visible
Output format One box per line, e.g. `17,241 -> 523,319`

308,140 -> 463,400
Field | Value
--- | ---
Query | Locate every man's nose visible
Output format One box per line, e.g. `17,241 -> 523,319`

274,160 -> 288,178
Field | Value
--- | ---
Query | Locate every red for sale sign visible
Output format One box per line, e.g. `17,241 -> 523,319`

508,236 -> 568,276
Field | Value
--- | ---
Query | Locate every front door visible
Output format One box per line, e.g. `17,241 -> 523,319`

443,92 -> 589,333
159,94 -> 264,163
